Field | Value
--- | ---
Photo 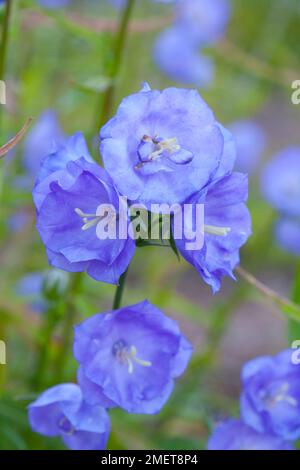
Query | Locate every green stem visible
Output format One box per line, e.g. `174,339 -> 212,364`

97,0 -> 135,130
31,303 -> 61,390
113,270 -> 128,310
53,273 -> 83,383
236,266 -> 300,323
0,0 -> 13,80
288,262 -> 300,342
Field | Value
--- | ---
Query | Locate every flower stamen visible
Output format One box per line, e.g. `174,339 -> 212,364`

204,224 -> 231,236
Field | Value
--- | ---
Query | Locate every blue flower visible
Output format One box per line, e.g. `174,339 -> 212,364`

261,147 -> 300,256
100,84 -> 224,208
229,120 -> 266,174
175,0 -> 231,45
23,110 -> 65,180
275,218 -> 300,256
28,383 -> 110,450
207,419 -> 293,450
33,134 -> 135,284
261,147 -> 300,218
240,350 -> 300,441
153,27 -> 214,87
175,172 -> 251,293
74,300 -> 193,414
39,0 -> 72,8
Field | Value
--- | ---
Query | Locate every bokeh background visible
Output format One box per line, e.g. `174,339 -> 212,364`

0,0 -> 300,450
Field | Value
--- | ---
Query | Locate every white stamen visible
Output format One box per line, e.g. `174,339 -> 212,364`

272,383 -> 298,407
204,224 -> 231,236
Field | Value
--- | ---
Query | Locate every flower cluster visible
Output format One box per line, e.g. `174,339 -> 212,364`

154,0 -> 231,87
29,301 -> 192,449
261,147 -> 300,256
29,83 -> 251,449
208,349 -> 299,450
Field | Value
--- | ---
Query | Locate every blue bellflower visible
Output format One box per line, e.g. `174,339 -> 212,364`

175,0 -> 231,45
240,350 -> 300,441
23,110 -> 65,179
33,133 -> 135,284
261,147 -> 300,256
74,300 -> 193,414
207,419 -> 293,450
29,384 -> 110,450
175,172 -> 251,293
153,27 -> 214,88
101,84 -> 225,208
229,120 -> 266,174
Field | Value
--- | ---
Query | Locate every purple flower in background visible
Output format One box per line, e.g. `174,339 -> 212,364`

175,0 -> 231,45
28,384 -> 110,450
229,120 -> 266,174
39,0 -> 72,8
207,419 -> 293,450
74,300 -> 193,414
261,147 -> 300,218
34,148 -> 135,284
33,132 -> 93,210
23,110 -> 65,179
175,172 -> 251,293
101,84 -> 224,208
275,218 -> 300,256
261,147 -> 300,256
154,27 -> 214,87
241,350 -> 300,441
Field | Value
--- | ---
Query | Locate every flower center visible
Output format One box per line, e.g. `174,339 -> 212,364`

262,382 -> 298,408
204,225 -> 231,236
75,206 -> 116,231
135,135 -> 193,170
58,416 -> 75,436
112,339 -> 152,374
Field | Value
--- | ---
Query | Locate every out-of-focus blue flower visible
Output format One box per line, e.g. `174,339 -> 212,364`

23,110 -> 65,180
34,144 -> 135,285
28,383 -> 110,450
261,147 -> 300,218
241,350 -> 300,441
16,272 -> 46,313
100,84 -> 224,208
175,0 -> 231,45
229,120 -> 266,174
275,218 -> 300,256
153,27 -> 214,87
207,419 -> 293,450
39,0 -> 72,8
74,300 -> 193,414
175,172 -> 251,293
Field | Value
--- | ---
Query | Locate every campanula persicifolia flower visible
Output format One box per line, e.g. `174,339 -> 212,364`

74,300 -> 193,414
100,84 -> 225,208
34,137 -> 135,284
207,419 -> 293,450
28,383 -> 110,450
229,120 -> 266,174
23,109 -> 65,179
153,27 -> 214,87
175,172 -> 251,293
175,0 -> 231,45
241,350 -> 300,441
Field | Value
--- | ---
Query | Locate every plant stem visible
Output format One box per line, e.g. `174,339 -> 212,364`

113,270 -> 128,310
97,0 -> 135,130
0,0 -> 13,80
236,266 -> 300,323
53,273 -> 83,383
288,262 -> 300,342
